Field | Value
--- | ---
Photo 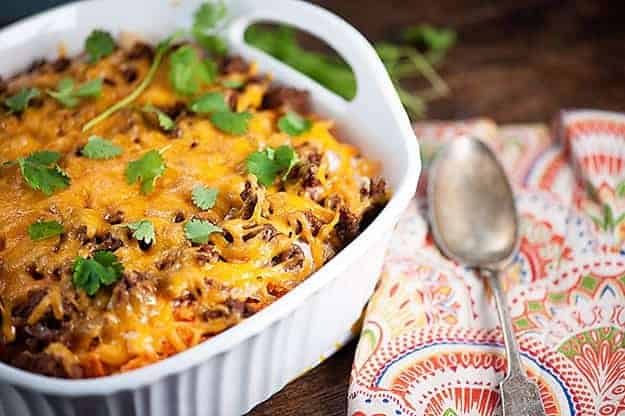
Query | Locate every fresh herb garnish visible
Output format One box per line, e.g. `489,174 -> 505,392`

169,45 -> 217,96
401,24 -> 456,62
278,111 -> 312,136
83,32 -> 181,132
48,78 -> 102,108
189,92 -> 229,113
28,220 -> 64,241
81,136 -> 122,159
72,251 -> 123,296
221,79 -> 244,89
4,87 -> 40,113
192,185 -> 218,210
125,149 -> 166,195
246,145 -> 299,186
210,111 -> 251,135
192,1 -> 228,55
184,218 -> 222,244
17,150 -> 70,195
126,220 -> 155,245
142,104 -> 175,131
85,30 -> 116,63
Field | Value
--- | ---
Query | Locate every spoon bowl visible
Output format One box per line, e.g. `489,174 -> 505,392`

428,136 -> 518,269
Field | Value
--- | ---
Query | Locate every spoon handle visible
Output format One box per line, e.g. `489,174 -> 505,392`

485,270 -> 523,375
485,270 -> 547,416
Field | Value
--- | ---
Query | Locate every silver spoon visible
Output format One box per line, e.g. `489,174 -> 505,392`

427,136 -> 546,416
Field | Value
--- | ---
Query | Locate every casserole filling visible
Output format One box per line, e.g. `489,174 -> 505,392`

0,35 -> 387,378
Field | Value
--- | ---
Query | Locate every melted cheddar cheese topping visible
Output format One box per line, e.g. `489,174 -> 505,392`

0,41 -> 387,378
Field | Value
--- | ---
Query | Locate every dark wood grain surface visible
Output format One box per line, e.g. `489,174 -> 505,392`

248,0 -> 625,415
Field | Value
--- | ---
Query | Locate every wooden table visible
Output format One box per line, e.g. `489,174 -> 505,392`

248,0 -> 625,414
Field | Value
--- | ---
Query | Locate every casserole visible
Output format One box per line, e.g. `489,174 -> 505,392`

0,0 -> 420,414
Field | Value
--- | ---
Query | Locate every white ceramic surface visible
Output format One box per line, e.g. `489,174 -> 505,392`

0,0 -> 420,415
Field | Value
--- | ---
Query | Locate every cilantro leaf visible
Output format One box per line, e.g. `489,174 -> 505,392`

246,145 -> 299,186
83,32 -> 181,132
190,92 -> 229,113
221,79 -> 244,89
81,136 -> 123,159
169,45 -> 216,95
402,24 -> 456,52
210,111 -> 251,135
28,220 -> 64,241
4,87 -> 40,113
192,1 -> 228,55
48,78 -> 102,108
126,220 -> 155,245
72,250 -> 123,296
142,104 -> 175,131
184,219 -> 222,244
85,30 -> 116,63
125,150 -> 166,194
278,111 -> 312,136
18,151 -> 70,195
192,185 -> 218,210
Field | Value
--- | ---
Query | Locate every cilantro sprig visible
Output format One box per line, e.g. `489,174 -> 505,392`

125,149 -> 166,195
142,104 -> 175,131
278,111 -> 312,136
12,150 -> 71,195
28,220 -> 64,241
85,30 -> 116,63
210,111 -> 251,135
190,92 -> 229,113
83,32 -> 181,132
169,45 -> 217,96
81,136 -> 122,159
48,78 -> 102,108
72,251 -> 123,296
192,1 -> 228,55
126,220 -> 155,245
246,145 -> 299,186
192,185 -> 218,210
184,218 -> 222,244
4,87 -> 40,113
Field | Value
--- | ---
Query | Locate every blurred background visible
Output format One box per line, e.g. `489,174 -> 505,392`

2,1 -> 624,414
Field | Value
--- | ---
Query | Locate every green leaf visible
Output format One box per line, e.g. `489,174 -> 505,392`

83,32 -> 181,132
81,136 -> 123,159
616,180 -> 625,197
28,220 -> 64,241
142,104 -> 175,131
246,145 -> 299,186
402,24 -> 456,52
184,218 -> 222,244
192,185 -> 218,210
221,79 -> 244,89
125,149 -> 166,194
17,151 -> 70,195
85,30 -> 116,63
192,1 -> 228,55
210,111 -> 251,135
48,78 -> 102,108
4,87 -> 40,113
190,92 -> 229,113
169,46 -> 216,96
72,250 -> 123,296
126,220 -> 155,245
277,111 -> 312,136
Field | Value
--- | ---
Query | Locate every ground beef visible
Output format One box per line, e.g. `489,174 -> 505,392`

219,56 -> 249,74
51,57 -> 70,73
334,207 -> 360,246
120,65 -> 138,83
92,232 -> 124,252
262,86 -> 311,114
195,244 -> 219,266
103,209 -> 124,225
304,211 -> 324,236
12,351 -> 82,379
271,244 -> 305,271
240,181 -> 258,220
125,42 -> 154,61
11,289 -> 47,322
242,224 -> 278,242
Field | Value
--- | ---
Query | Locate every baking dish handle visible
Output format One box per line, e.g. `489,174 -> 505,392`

226,0 -> 408,121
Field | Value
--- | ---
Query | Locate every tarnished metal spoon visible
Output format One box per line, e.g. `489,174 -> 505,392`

427,137 -> 546,416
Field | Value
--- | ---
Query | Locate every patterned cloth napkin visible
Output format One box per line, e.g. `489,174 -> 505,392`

348,111 -> 625,416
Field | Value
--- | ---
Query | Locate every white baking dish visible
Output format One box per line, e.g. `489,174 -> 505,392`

0,0 -> 420,414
